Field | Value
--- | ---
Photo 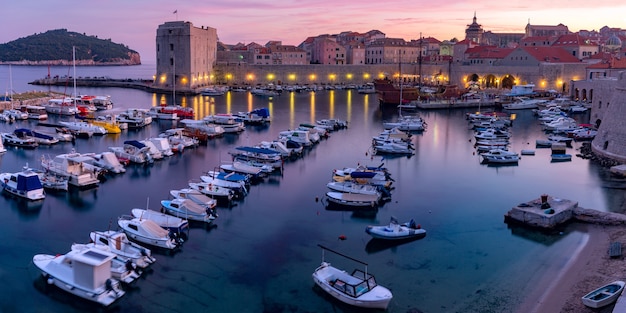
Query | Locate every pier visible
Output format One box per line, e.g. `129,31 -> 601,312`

28,76 -> 201,95
504,195 -> 626,229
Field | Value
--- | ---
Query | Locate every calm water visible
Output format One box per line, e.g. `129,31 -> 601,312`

0,65 -> 618,313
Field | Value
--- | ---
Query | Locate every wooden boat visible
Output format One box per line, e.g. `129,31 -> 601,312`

581,280 -> 625,308
365,217 -> 426,240
312,245 -> 393,309
373,78 -> 419,105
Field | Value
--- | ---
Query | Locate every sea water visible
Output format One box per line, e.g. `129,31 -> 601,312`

0,64 -> 617,312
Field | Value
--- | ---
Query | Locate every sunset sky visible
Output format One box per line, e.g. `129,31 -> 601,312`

3,1 -> 626,64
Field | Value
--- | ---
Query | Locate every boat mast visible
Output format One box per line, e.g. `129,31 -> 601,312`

73,46 -> 77,109
8,64 -> 13,109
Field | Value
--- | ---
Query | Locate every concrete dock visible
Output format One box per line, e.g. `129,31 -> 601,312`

505,195 -> 626,229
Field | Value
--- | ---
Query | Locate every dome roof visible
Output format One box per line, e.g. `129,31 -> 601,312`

606,34 -> 622,50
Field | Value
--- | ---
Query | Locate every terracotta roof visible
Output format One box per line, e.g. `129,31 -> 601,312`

586,57 -> 626,69
520,46 -> 581,63
552,34 -> 596,46
465,46 -> 513,59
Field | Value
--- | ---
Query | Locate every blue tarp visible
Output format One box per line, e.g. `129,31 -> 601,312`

251,108 -> 269,118
16,173 -> 43,191
349,171 -> 377,179
124,140 -> 146,149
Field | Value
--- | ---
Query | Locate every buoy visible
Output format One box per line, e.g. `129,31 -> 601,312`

338,235 -> 347,240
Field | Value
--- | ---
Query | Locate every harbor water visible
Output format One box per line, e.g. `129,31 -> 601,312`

0,64 -> 620,313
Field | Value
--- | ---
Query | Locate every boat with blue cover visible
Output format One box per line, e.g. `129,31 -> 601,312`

0,168 -> 46,200
229,146 -> 283,169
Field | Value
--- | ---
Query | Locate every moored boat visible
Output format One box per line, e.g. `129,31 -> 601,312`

89,230 -> 155,269
117,216 -> 182,250
312,244 -> 393,309
365,217 -> 426,240
131,208 -> 189,236
160,198 -> 217,223
33,248 -> 125,307
0,168 -> 46,200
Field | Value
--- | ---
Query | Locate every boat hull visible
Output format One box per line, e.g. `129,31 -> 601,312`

582,280 -> 625,308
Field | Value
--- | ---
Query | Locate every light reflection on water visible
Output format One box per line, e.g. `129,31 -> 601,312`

0,64 -> 617,312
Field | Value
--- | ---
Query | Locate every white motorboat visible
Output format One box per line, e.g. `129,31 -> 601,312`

147,106 -> 179,120
15,129 -> 59,145
480,149 -> 520,164
109,140 -> 153,164
59,121 -> 107,136
382,116 -> 425,132
43,98 -> 80,116
169,188 -> 218,210
41,152 -> 100,188
474,128 -> 511,140
325,191 -> 380,209
365,217 -> 426,240
148,137 -> 174,157
33,248 -> 125,306
220,160 -> 270,179
278,129 -> 312,146
117,217 -> 182,250
581,280 -> 625,308
259,140 -> 300,158
131,208 -> 189,235
234,108 -> 270,125
159,128 -> 200,152
4,109 -> 28,120
202,113 -> 245,133
139,139 -> 164,160
326,181 -> 381,196
160,198 -> 217,223
316,118 -> 348,130
551,154 -> 572,162
90,230 -> 155,269
200,173 -> 248,196
188,181 -> 235,202
70,243 -> 141,285
116,108 -> 152,129
0,168 -> 46,200
1,132 -> 38,149
502,96 -> 547,110
312,245 -> 392,310
373,141 -> 414,155
36,170 -> 69,192
87,151 -> 126,174
229,146 -> 284,169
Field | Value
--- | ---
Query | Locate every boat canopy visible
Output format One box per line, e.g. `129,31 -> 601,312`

349,171 -> 377,179
251,108 -> 269,118
32,131 -> 54,140
17,173 -> 43,191
235,146 -> 280,155
124,140 -> 146,149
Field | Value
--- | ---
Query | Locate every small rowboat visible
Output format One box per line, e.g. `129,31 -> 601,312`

581,280 -> 625,308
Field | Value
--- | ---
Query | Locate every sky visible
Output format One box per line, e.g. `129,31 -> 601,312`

2,0 -> 626,64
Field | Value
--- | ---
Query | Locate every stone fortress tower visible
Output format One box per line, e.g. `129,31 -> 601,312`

154,21 -> 218,92
592,72 -> 626,163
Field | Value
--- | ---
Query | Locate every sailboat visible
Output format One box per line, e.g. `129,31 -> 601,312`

44,48 -> 80,116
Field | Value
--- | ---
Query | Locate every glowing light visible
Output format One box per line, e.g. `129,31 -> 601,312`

329,74 -> 336,81
247,74 -> 254,81
309,74 -> 316,81
346,73 -> 353,80
226,73 -> 233,80
267,73 -> 275,81
288,74 -> 296,81
363,73 -> 371,80
160,75 -> 167,83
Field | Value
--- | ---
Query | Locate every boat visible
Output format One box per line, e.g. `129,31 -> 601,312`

326,181 -> 381,196
234,108 -> 270,125
37,170 -> 69,191
109,140 -> 154,164
41,152 -> 100,189
325,191 -> 380,209
202,114 -> 245,133
200,86 -> 226,96
581,280 -> 625,308
1,131 -> 38,149
91,115 -> 123,134
13,128 -> 59,145
481,149 -> 520,164
22,105 -> 48,120
373,78 -> 420,105
70,243 -> 141,285
188,181 -> 235,203
59,121 -> 107,136
219,160 -> 270,179
229,146 -> 284,169
0,168 -> 46,200
502,96 -> 547,110
160,198 -> 217,223
117,216 -> 182,250
89,230 -> 155,269
316,118 -> 348,131
382,115 -> 426,132
116,109 -> 152,129
4,108 -> 28,120
250,88 -> 279,97
312,244 -> 393,310
153,105 -> 194,119
147,106 -> 179,120
43,98 -> 80,116
131,208 -> 189,236
148,137 -> 174,157
365,217 -> 426,240
551,154 -> 572,162
32,248 -> 125,307
520,149 -> 535,155
278,129 -> 312,146
373,141 -> 415,155
139,139 -> 164,160
87,151 -> 126,174
200,173 -> 248,196
159,128 -> 200,152
169,188 -> 218,210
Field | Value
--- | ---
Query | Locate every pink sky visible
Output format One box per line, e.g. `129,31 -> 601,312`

2,1 -> 625,64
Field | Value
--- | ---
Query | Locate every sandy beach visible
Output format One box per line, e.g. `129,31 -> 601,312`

517,222 -> 626,313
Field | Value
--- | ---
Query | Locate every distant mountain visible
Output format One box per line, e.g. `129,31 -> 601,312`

0,29 -> 141,65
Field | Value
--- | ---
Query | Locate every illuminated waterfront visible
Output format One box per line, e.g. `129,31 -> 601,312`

0,64 -> 619,312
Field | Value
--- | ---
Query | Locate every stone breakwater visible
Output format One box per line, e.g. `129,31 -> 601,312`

505,196 -> 626,229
